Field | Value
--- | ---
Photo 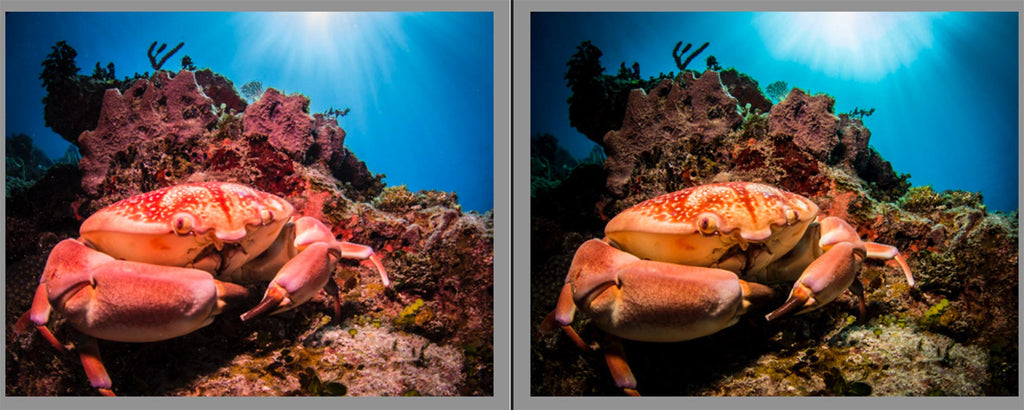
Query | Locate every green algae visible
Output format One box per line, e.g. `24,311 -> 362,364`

899,185 -> 987,213
900,185 -> 945,213
395,298 -> 427,328
919,298 -> 951,329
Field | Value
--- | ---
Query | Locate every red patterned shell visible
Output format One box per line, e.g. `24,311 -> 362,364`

80,182 -> 294,241
606,182 -> 818,242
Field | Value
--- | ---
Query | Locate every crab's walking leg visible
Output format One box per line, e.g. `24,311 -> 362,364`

338,242 -> 391,287
294,216 -> 391,286
540,282 -> 590,351
242,217 -> 391,321
603,337 -> 639,396
241,242 -> 336,321
864,242 -> 915,286
766,241 -> 863,321
14,282 -> 65,352
77,336 -> 114,396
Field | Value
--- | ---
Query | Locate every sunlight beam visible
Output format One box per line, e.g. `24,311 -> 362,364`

755,12 -> 939,81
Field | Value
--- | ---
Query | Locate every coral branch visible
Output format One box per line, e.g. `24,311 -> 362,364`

148,41 -> 185,71
672,41 -> 710,72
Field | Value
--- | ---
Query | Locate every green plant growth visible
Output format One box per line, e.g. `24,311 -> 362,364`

822,367 -> 873,396
705,55 -> 722,71
324,106 -> 351,119
40,40 -> 80,90
91,61 -> 116,82
298,367 -> 348,396
848,107 -> 875,119
374,185 -> 418,212
899,185 -> 986,213
181,55 -> 197,71
919,298 -> 951,329
394,298 -> 426,328
899,185 -> 945,212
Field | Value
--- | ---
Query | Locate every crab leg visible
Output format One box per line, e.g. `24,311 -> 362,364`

14,283 -> 65,352
78,336 -> 114,396
766,241 -> 863,321
294,216 -> 391,286
603,337 -> 639,396
864,242 -> 915,286
240,242 -> 336,321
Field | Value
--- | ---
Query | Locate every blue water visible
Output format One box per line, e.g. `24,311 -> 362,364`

6,12 -> 494,212
532,12 -> 1019,212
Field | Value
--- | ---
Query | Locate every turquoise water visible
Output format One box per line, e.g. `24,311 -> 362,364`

6,12 -> 494,212
532,12 -> 1018,212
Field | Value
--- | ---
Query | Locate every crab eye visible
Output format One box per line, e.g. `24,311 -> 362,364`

697,214 -> 718,235
259,209 -> 274,225
785,208 -> 799,225
172,213 -> 195,235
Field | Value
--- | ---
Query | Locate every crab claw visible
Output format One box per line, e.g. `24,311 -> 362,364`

241,242 -> 335,321
766,241 -> 861,321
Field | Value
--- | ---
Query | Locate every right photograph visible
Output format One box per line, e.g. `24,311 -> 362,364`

530,12 -> 1018,397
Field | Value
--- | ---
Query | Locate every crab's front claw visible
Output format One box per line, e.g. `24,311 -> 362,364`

30,239 -> 250,343
549,239 -> 773,395
554,239 -> 776,343
20,239 -> 250,395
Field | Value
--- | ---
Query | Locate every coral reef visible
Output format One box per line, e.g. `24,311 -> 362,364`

7,64 -> 493,396
40,41 -> 124,145
147,41 -> 185,71
766,88 -> 839,162
564,41 -> 663,145
242,88 -> 317,161
719,68 -> 773,114
530,133 -> 580,197
194,68 -> 248,114
532,42 -> 1017,397
602,71 -> 742,196
5,134 -> 54,197
77,70 -> 218,197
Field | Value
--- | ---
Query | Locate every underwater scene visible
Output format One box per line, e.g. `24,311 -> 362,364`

530,12 -> 1018,396
5,12 -> 494,396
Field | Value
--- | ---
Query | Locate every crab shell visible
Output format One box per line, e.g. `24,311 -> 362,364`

79,182 -> 294,274
605,182 -> 819,273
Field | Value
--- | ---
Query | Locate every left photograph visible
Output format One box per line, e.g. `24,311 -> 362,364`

6,12 -> 494,396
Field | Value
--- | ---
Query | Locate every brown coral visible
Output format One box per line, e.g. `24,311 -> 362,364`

767,88 -> 839,162
602,71 -> 741,196
77,70 -> 217,196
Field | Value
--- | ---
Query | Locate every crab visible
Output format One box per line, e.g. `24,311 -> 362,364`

542,182 -> 914,396
13,182 -> 390,396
